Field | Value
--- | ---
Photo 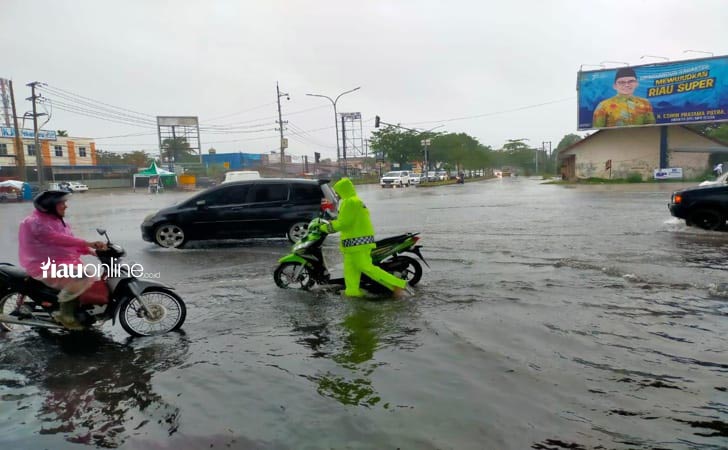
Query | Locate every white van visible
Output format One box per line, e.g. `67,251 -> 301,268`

222,171 -> 261,183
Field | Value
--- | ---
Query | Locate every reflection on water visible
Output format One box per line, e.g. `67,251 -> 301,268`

0,330 -> 189,448
294,299 -> 420,408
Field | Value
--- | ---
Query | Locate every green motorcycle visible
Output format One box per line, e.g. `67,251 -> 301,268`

274,217 -> 428,293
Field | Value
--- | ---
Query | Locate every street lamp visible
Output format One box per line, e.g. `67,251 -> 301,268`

640,55 -> 669,61
599,60 -> 630,67
683,49 -> 714,57
306,87 -> 360,175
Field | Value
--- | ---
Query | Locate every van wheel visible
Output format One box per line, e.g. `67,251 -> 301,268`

287,222 -> 309,242
689,209 -> 725,230
154,223 -> 187,248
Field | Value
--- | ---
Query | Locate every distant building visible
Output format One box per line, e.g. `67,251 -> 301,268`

201,152 -> 263,170
559,126 -> 727,180
0,128 -> 135,187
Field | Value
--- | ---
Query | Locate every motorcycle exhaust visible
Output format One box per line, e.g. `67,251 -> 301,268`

0,314 -> 64,329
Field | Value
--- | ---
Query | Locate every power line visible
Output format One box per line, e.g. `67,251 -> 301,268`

202,101 -> 278,122
95,132 -> 159,139
40,98 -> 156,128
400,97 -> 575,126
42,83 -> 156,118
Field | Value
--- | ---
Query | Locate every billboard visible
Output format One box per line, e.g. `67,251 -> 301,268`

577,56 -> 728,130
157,116 -> 199,127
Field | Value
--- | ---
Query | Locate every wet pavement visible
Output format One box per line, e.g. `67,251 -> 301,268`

0,178 -> 726,449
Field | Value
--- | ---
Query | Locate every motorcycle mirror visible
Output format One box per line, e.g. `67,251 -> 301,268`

96,227 -> 111,243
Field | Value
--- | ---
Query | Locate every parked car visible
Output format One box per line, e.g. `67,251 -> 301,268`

424,171 -> 439,182
141,178 -> 338,248
669,183 -> 728,230
49,181 -> 73,192
380,170 -> 411,188
68,181 -> 89,192
409,174 -> 423,185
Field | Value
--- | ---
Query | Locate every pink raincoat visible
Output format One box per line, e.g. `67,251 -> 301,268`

18,210 -> 93,279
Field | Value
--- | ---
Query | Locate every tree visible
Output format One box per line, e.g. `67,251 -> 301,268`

555,134 -> 583,153
162,137 -> 198,163
122,150 -> 153,167
56,130 -> 68,137
429,133 -> 481,172
96,150 -> 125,165
369,126 -> 422,169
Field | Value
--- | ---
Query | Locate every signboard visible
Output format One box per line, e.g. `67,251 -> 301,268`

577,56 -> 728,130
339,112 -> 361,120
654,168 -> 683,180
1,127 -> 57,141
157,116 -> 199,127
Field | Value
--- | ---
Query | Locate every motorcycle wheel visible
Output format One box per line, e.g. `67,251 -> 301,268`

387,256 -> 423,286
274,262 -> 315,289
118,288 -> 187,337
0,291 -> 23,332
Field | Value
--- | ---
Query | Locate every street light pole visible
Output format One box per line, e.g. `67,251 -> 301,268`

306,86 -> 360,175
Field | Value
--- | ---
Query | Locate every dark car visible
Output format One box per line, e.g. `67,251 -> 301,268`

668,183 -> 728,230
141,178 -> 338,248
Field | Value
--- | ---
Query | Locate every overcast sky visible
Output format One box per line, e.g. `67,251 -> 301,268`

3,0 -> 727,161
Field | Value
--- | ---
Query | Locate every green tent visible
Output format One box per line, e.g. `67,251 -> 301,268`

133,161 -> 177,192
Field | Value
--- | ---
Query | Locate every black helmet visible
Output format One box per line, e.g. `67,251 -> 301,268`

33,190 -> 71,215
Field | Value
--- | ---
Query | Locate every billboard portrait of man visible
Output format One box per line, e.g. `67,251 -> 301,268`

592,67 -> 656,128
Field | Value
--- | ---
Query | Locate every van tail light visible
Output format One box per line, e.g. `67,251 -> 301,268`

321,198 -> 335,212
673,194 -> 682,204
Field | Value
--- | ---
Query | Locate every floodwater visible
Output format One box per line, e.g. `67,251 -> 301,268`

0,178 -> 726,450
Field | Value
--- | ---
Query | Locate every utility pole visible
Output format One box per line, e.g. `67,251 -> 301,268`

542,141 -> 552,174
9,81 -> 25,181
421,139 -> 431,178
341,115 -> 347,175
276,82 -> 289,177
26,82 -> 45,187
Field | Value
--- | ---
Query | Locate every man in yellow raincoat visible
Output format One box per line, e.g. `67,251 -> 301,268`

320,178 -> 407,297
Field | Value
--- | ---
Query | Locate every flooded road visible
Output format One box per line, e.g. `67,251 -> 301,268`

1,178 -> 726,449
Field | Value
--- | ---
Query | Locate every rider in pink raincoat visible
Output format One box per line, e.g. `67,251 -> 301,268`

18,190 -> 105,329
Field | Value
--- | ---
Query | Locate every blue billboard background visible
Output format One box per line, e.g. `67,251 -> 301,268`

577,56 -> 728,130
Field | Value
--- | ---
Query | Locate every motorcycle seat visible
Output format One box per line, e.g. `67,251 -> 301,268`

0,263 -> 28,285
374,233 -> 416,248
0,263 -> 60,301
